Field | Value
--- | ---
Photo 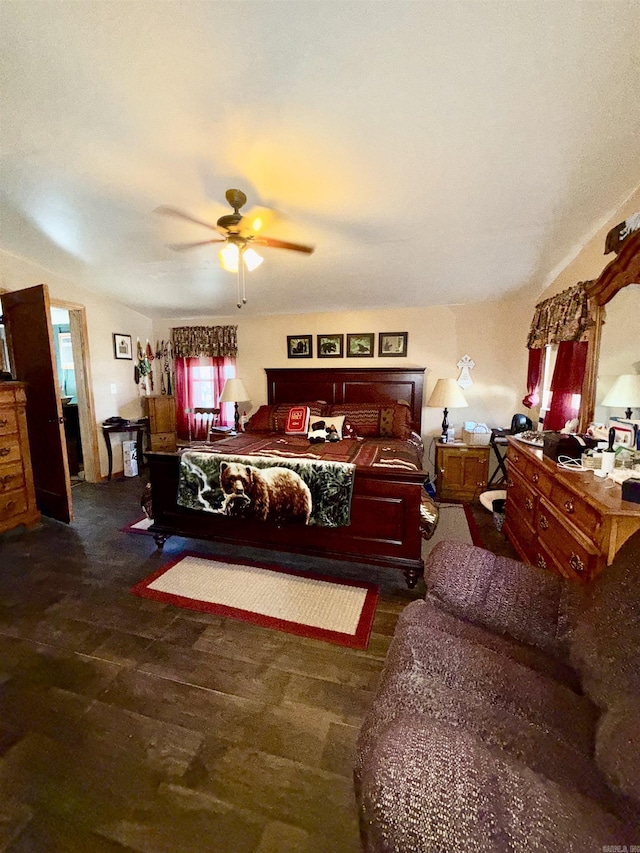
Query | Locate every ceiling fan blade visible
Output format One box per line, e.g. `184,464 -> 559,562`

155,205 -> 220,232
252,236 -> 314,253
167,238 -> 225,251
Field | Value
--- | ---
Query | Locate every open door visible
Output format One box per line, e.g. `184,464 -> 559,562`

2,284 -> 73,522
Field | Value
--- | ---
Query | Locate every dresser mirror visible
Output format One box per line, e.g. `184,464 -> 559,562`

581,232 -> 640,430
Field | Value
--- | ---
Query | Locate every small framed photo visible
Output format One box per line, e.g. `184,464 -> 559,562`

317,334 -> 344,358
287,335 -> 313,359
113,333 -> 133,360
379,332 -> 408,357
346,333 -> 375,358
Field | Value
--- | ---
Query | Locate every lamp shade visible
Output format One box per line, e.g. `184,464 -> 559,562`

426,378 -> 468,409
219,377 -> 249,403
601,374 -> 640,409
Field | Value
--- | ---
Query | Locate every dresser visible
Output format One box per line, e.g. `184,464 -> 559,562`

435,441 -> 490,502
0,382 -> 40,534
504,436 -> 640,582
144,395 -> 177,452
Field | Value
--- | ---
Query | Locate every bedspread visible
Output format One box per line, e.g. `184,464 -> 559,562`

177,449 -> 355,528
187,431 -> 424,472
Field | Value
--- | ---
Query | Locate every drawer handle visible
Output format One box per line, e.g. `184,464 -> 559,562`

531,472 -> 539,484
569,553 -> 584,574
506,478 -> 514,488
539,514 -> 549,530
0,447 -> 10,458
0,474 -> 16,489
536,554 -> 547,570
524,497 -> 533,511
513,453 -> 520,463
0,419 -> 8,428
564,499 -> 575,514
1,499 -> 17,516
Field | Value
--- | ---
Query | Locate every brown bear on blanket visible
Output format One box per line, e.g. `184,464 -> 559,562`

219,462 -> 312,524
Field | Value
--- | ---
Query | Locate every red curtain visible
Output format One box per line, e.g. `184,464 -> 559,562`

174,356 -> 236,440
522,347 -> 543,409
543,341 -> 588,431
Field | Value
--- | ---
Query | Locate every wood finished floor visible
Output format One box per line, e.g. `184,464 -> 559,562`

0,475 -> 515,852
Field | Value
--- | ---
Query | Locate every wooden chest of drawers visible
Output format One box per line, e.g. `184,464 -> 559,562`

145,396 -> 177,453
504,437 -> 640,582
0,382 -> 40,534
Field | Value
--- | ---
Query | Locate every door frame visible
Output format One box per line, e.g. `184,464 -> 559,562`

50,298 -> 101,484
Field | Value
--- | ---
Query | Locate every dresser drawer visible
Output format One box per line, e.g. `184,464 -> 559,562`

507,466 -> 537,521
0,408 -> 19,436
0,488 -> 28,523
536,496 -> 599,581
0,435 -> 22,465
549,479 -> 602,543
0,462 -> 25,493
150,432 -> 177,452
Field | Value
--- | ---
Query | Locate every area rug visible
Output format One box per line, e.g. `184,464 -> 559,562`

131,552 -> 379,649
121,516 -> 153,535
422,503 -> 482,558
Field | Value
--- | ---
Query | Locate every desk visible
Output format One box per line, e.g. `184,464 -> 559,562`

102,418 -> 149,480
487,428 -> 509,488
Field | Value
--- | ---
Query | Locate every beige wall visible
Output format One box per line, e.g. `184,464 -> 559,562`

0,250 -> 153,477
153,297 -> 532,476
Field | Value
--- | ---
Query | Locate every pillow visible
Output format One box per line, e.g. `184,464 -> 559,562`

343,420 -> 358,439
245,401 -> 326,433
308,414 -> 346,440
328,404 -> 382,437
285,406 -> 310,435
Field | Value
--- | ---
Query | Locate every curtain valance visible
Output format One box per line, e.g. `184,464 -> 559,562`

171,325 -> 237,359
526,282 -> 594,349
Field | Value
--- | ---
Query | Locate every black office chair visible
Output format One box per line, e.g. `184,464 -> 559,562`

510,413 -> 533,434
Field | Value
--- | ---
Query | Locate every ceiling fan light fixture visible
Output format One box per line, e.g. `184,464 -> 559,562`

243,248 -> 263,271
219,242 -> 239,273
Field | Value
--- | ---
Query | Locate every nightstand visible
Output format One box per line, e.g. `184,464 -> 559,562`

435,441 -> 490,502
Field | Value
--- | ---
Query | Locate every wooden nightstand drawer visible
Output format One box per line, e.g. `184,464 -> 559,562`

0,489 -> 28,522
0,435 -> 22,465
0,409 -> 18,436
150,432 -> 177,452
0,462 -> 25,493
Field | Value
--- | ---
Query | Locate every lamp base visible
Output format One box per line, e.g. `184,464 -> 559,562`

234,402 -> 240,432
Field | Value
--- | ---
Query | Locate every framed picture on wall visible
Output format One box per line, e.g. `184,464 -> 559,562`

287,335 -> 313,359
317,334 -> 343,358
378,332 -> 408,357
113,333 -> 133,360
346,333 -> 374,358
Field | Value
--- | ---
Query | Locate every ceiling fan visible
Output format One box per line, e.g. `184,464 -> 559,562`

157,189 -> 314,308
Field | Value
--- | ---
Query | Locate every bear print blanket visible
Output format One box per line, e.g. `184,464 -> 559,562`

177,450 -> 356,528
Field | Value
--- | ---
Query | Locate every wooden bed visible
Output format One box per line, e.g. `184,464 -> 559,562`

145,367 -> 428,587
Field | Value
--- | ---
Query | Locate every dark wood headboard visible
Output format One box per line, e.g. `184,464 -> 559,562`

266,367 -> 426,431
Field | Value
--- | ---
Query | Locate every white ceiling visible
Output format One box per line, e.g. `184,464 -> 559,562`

1,1 -> 639,319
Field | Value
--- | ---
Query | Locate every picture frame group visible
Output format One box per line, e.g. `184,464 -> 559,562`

113,333 -> 133,360
287,331 -> 408,359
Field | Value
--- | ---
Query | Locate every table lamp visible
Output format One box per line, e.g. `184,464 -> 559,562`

426,378 -> 468,440
219,377 -> 250,432
601,374 -> 640,420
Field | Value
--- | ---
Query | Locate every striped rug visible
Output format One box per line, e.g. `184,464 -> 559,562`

131,553 -> 379,649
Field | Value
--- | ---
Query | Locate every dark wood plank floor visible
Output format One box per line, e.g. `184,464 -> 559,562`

0,475 -> 515,852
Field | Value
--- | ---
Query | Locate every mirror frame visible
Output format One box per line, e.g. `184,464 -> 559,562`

580,231 -> 640,431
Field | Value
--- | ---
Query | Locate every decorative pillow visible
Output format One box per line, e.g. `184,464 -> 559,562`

380,407 -> 395,438
285,406 -> 310,435
391,402 -> 413,439
308,414 -> 345,440
328,404 -> 381,437
245,401 -> 326,433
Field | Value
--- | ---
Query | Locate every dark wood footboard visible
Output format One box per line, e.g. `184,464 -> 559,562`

145,451 -> 425,588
